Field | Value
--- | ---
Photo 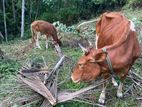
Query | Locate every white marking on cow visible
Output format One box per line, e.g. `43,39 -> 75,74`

35,32 -> 41,48
99,81 -> 108,104
129,20 -> 135,31
71,76 -> 80,83
99,90 -> 106,104
95,34 -> 99,49
112,77 -> 118,87
46,39 -> 49,49
117,82 -> 123,98
35,39 -> 41,48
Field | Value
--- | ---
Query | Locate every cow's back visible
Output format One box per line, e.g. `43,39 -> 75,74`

96,12 -> 141,68
96,12 -> 130,49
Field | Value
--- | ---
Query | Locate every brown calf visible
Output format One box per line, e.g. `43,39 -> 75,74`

31,20 -> 62,49
31,20 -> 63,57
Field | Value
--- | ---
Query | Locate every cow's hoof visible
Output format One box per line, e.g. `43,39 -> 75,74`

117,92 -> 123,98
113,82 -> 118,87
35,47 -> 41,49
98,98 -> 105,104
112,78 -> 118,87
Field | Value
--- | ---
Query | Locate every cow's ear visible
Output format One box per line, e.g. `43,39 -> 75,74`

95,52 -> 107,62
96,20 -> 101,34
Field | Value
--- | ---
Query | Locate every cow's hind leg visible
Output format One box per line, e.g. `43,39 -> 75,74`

35,32 -> 41,49
45,39 -> 49,49
99,81 -> 108,104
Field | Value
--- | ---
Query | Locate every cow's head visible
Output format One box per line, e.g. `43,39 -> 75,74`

71,44 -> 107,83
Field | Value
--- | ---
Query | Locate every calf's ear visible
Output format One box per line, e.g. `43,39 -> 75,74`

95,52 -> 107,62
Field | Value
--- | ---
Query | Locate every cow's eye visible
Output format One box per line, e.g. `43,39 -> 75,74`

78,64 -> 84,68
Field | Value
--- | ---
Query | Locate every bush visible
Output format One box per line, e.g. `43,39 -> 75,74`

126,0 -> 142,8
57,7 -> 79,25
0,59 -> 20,74
0,0 -> 128,41
53,21 -> 77,33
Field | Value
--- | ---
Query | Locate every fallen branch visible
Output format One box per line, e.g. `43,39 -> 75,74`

72,99 -> 106,107
58,79 -> 106,103
11,94 -> 42,106
77,19 -> 98,30
131,79 -> 142,88
136,97 -> 142,100
40,99 -> 52,107
45,55 -> 65,83
123,83 -> 134,95
131,72 -> 142,80
18,75 -> 56,106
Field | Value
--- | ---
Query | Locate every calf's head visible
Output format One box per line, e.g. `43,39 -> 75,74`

71,46 -> 107,83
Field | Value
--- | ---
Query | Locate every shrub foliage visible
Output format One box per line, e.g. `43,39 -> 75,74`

0,0 -> 128,40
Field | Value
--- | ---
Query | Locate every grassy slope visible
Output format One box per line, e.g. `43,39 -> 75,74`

0,8 -> 142,107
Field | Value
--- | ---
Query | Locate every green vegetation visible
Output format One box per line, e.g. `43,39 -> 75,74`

0,0 -> 128,40
0,59 -> 20,74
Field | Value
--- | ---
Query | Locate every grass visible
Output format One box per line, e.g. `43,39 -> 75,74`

0,37 -> 141,107
0,38 -> 91,107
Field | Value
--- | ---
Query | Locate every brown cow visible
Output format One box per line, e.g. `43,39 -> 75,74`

71,12 -> 141,104
31,20 -> 62,49
31,20 -> 63,57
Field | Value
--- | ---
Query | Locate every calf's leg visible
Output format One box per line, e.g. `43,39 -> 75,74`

35,32 -> 41,49
45,39 -> 49,49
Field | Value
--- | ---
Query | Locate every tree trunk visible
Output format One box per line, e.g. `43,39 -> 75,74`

35,0 -> 40,20
12,0 -> 16,23
2,0 -> 8,42
21,0 -> 25,38
30,0 -> 32,23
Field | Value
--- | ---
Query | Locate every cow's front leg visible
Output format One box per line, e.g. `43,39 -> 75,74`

54,44 -> 63,58
45,39 -> 49,49
35,39 -> 41,49
99,81 -> 108,104
112,77 -> 118,87
117,82 -> 123,98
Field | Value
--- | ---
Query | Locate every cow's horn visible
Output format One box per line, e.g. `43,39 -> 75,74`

78,43 -> 88,54
88,40 -> 93,47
